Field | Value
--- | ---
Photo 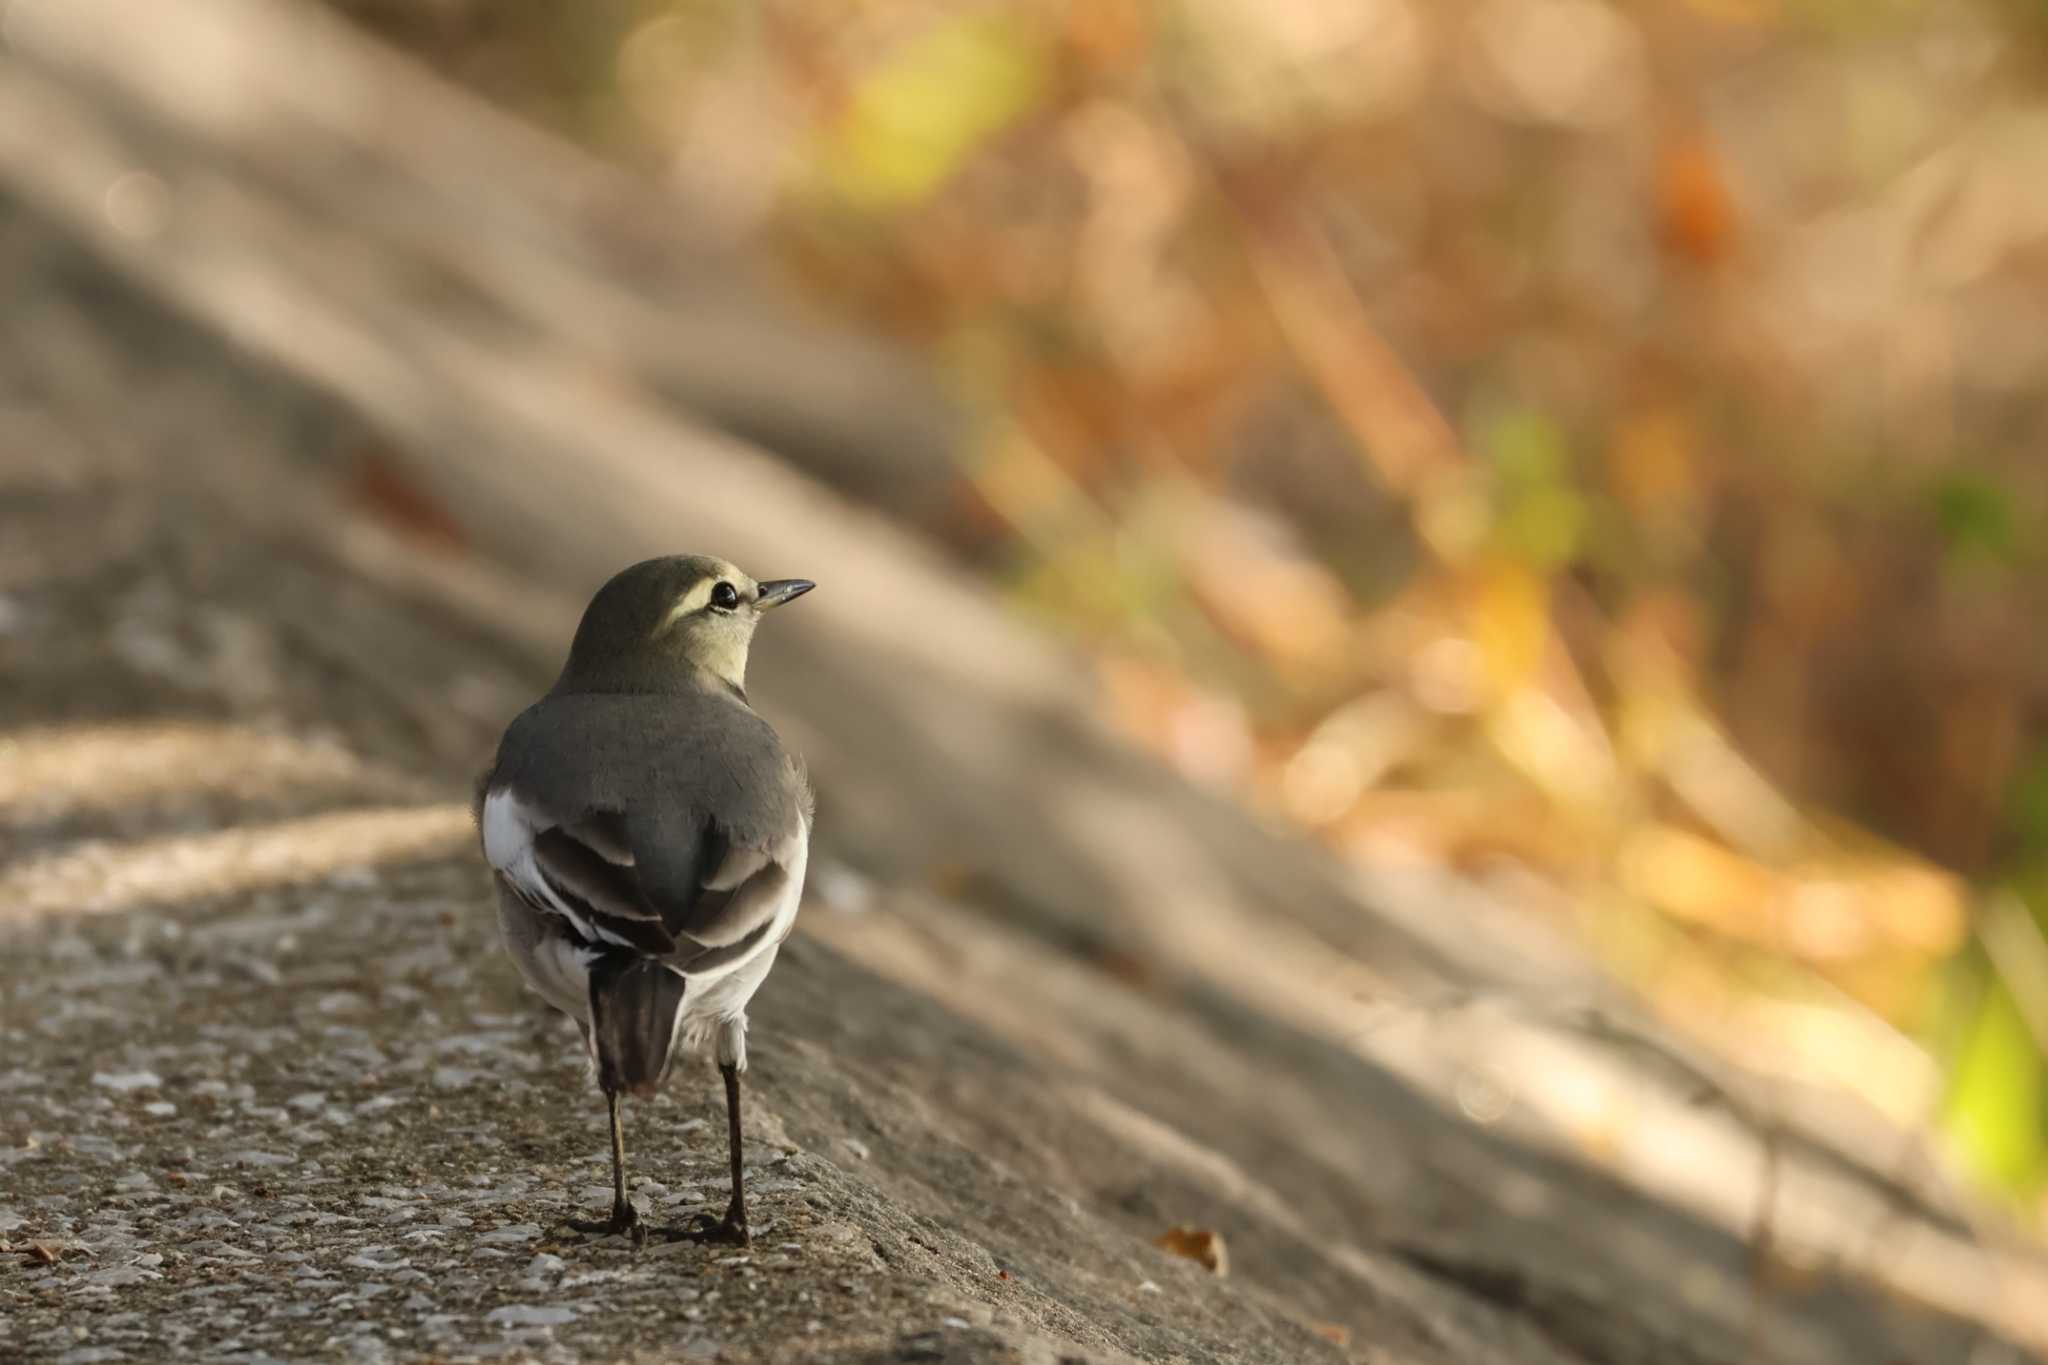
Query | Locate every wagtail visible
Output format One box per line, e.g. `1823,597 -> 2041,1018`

477,556 -> 815,1246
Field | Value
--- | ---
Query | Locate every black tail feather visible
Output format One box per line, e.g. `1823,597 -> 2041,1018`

587,955 -> 687,1096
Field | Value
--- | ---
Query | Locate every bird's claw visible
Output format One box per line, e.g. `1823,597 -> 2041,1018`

568,1202 -> 645,1246
668,1208 -> 749,1247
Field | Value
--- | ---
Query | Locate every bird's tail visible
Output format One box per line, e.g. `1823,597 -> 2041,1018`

587,955 -> 688,1096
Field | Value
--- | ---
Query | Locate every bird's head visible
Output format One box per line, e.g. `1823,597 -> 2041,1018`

555,555 -> 814,696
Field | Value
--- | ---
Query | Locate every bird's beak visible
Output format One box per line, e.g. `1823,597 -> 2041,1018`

755,579 -> 816,610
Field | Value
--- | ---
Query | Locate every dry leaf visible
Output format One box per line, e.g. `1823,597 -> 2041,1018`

1153,1225 -> 1228,1276
352,449 -> 468,553
1657,134 -> 1737,266
1310,1321 -> 1352,1347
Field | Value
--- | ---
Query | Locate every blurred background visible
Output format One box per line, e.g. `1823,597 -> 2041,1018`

5,0 -> 2048,1359
318,0 -> 2048,1207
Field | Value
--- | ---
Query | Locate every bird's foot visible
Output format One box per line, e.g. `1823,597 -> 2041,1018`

568,1201 -> 644,1246
667,1206 -> 749,1247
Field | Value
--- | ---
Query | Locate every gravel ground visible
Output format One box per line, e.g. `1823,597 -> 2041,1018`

0,852 -> 1203,1365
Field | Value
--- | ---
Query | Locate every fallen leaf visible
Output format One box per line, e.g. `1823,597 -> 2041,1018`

352,448 -> 469,553
1657,134 -> 1737,266
1153,1225 -> 1228,1276
1311,1321 -> 1352,1347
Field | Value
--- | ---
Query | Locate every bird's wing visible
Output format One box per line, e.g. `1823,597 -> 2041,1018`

481,690 -> 809,970
482,786 -> 806,968
481,788 -> 676,956
627,807 -> 806,970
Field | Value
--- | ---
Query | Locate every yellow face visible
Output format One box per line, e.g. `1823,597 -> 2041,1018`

659,560 -> 761,686
655,558 -> 815,688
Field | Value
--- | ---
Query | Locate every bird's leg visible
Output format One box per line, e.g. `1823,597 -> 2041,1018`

676,1063 -> 750,1246
718,1061 -> 749,1240
568,1090 -> 643,1243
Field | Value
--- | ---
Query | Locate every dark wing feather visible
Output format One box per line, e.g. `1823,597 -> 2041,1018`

673,915 -> 781,976
686,859 -> 791,945
625,808 -> 797,950
624,812 -> 726,937
528,826 -> 676,956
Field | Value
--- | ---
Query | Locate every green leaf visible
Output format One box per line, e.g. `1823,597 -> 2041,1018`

1933,473 -> 2019,566
1482,409 -> 1571,490
1478,410 -> 1584,567
1500,486 -> 1587,570
2007,750 -> 2048,858
820,12 -> 1051,209
1942,967 -> 2047,1195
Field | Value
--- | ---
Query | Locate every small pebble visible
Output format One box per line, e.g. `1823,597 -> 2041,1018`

92,1071 -> 161,1093
485,1304 -> 576,1328
477,1223 -> 542,1245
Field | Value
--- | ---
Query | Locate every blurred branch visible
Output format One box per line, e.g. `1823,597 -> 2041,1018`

1199,153 -> 1477,553
0,0 -> 965,519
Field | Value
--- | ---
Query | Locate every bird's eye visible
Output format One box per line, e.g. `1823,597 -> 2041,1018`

710,581 -> 740,611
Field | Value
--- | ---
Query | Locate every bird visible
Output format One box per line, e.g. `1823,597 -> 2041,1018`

475,555 -> 815,1246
